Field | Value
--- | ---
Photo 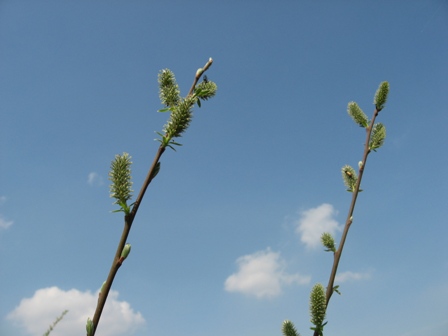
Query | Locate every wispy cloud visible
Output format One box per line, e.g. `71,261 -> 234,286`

224,248 -> 310,299
0,214 -> 13,230
335,270 -> 371,282
296,203 -> 341,249
7,286 -> 145,336
87,172 -> 104,186
0,196 -> 13,230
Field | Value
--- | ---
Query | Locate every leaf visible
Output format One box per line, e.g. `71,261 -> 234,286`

150,162 -> 161,180
157,107 -> 172,113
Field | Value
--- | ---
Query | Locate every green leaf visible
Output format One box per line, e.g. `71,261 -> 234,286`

150,162 -> 161,180
157,107 -> 172,113
333,285 -> 341,295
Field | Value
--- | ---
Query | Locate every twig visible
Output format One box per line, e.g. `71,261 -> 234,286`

312,108 -> 380,336
188,57 -> 213,96
90,60 -> 213,335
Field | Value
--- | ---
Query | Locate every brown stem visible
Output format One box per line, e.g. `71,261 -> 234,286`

188,57 -> 213,96
313,109 -> 380,336
91,146 -> 165,334
89,59 -> 214,335
325,109 -> 379,303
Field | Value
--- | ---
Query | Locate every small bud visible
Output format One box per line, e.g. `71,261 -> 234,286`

358,161 -> 363,169
321,232 -> 336,253
196,68 -> 203,77
369,123 -> 386,152
282,320 -> 299,336
310,283 -> 326,328
341,165 -> 358,192
347,102 -> 369,128
109,153 -> 133,211
121,243 -> 131,260
100,281 -> 106,295
374,81 -> 390,111
86,317 -> 94,336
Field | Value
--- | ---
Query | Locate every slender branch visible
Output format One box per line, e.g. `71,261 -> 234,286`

325,109 -> 379,302
188,57 -> 213,96
91,146 -> 165,333
312,109 -> 380,336
43,310 -> 68,336
90,60 -> 213,336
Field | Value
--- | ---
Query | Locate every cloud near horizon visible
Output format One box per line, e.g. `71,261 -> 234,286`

7,286 -> 145,336
296,203 -> 341,249
224,248 -> 310,298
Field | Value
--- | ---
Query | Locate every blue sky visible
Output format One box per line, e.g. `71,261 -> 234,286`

1,1 -> 447,336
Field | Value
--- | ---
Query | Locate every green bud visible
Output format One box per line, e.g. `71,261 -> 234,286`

347,102 -> 369,128
369,123 -> 386,151
86,317 -> 94,336
121,243 -> 131,260
109,153 -> 133,208
158,69 -> 180,107
163,96 -> 195,140
196,68 -> 203,77
341,165 -> 358,192
195,80 -> 218,101
358,161 -> 363,169
321,232 -> 336,252
374,81 -> 390,111
100,281 -> 106,294
310,283 -> 326,330
282,320 -> 300,336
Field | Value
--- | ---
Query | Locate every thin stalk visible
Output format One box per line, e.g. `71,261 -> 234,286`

90,59 -> 213,335
91,146 -> 165,334
313,108 -> 380,336
188,57 -> 213,96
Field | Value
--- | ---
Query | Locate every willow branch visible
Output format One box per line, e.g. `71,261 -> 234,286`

90,59 -> 214,335
91,145 -> 165,334
188,57 -> 213,96
312,108 -> 380,336
311,108 -> 380,336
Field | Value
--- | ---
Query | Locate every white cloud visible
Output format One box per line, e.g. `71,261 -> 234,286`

87,172 -> 104,186
0,214 -> 13,230
7,287 -> 145,336
335,271 -> 371,282
224,248 -> 310,299
296,203 -> 341,249
0,196 -> 13,230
